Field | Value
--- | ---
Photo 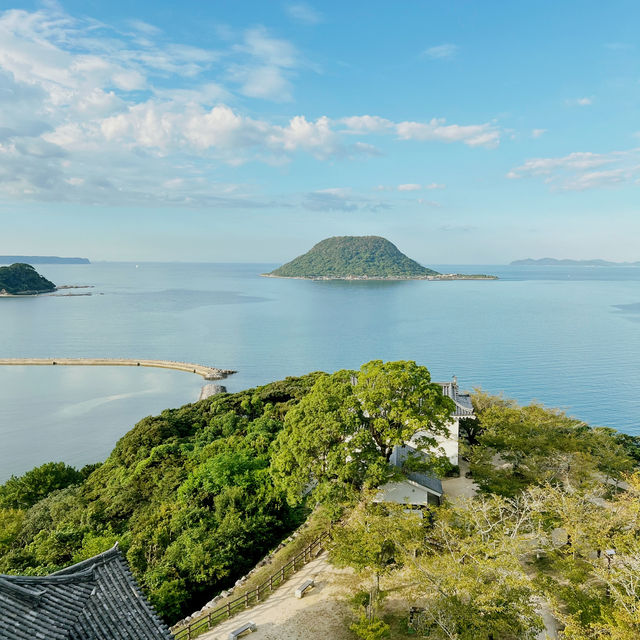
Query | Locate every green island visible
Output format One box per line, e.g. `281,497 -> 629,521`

0,263 -> 56,295
1,360 -> 639,639
264,236 -> 497,280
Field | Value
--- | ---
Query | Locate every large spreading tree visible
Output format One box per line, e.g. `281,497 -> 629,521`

270,360 -> 454,506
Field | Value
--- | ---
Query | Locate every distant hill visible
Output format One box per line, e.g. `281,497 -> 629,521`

266,236 -> 440,279
511,258 -> 640,266
0,263 -> 56,295
0,256 -> 90,265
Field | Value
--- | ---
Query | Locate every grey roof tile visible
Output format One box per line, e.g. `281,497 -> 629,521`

0,545 -> 174,640
437,381 -> 475,417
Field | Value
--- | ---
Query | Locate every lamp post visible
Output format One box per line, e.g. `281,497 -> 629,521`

605,549 -> 616,598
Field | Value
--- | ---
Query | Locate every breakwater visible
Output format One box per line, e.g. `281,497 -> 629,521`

0,358 -> 235,380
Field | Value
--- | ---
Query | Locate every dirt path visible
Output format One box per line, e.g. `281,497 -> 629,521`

198,553 -> 354,640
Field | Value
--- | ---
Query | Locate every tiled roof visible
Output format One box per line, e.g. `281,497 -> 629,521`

0,545 -> 173,640
407,472 -> 443,496
390,446 -> 443,496
437,381 -> 475,417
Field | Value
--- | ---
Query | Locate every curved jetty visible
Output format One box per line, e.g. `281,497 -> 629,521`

0,358 -> 235,380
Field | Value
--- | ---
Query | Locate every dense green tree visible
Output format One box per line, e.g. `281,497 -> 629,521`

0,461 -> 83,509
469,404 -> 613,495
271,360 -> 454,506
0,262 -> 56,294
350,615 -> 391,640
354,360 -> 454,461
330,500 -> 421,592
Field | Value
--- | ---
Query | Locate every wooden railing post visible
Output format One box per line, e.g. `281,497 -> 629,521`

226,601 -> 231,618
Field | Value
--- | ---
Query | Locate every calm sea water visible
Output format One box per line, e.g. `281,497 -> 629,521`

1,262 -> 639,481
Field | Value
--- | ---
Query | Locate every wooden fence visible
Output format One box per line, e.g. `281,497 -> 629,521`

172,531 -> 330,640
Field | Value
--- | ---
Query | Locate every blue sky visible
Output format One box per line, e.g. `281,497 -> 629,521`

0,0 -> 638,262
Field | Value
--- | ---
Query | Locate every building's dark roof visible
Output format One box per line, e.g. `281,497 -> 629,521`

407,472 -> 443,496
390,446 -> 444,496
437,380 -> 475,418
0,544 -> 174,640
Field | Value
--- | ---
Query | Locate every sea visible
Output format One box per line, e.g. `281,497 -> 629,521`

1,262 -> 639,482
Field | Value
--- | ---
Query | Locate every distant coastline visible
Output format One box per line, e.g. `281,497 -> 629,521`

0,256 -> 90,265
512,258 -> 640,266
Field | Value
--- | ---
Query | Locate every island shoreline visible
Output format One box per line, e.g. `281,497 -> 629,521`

261,273 -> 498,281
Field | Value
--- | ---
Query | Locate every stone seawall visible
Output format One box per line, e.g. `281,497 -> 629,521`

0,358 -> 236,380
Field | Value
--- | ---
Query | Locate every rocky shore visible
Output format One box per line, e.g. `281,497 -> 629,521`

262,273 -> 498,281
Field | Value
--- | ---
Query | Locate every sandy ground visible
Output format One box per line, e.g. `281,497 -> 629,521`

198,553 -> 354,640
441,459 -> 478,501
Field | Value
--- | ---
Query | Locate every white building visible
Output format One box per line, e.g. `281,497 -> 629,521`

416,376 -> 474,467
376,377 -> 475,507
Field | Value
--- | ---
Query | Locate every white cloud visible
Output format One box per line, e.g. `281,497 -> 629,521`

231,26 -> 304,101
605,42 -> 634,51
0,5 -> 502,206
303,188 -> 390,212
531,128 -> 546,138
340,115 -> 393,134
126,19 -> 162,36
439,223 -> 477,232
286,3 -> 323,25
423,44 -> 458,59
375,182 -> 445,192
508,149 -> 640,190
508,152 -> 615,177
396,118 -> 500,148
566,97 -> 593,107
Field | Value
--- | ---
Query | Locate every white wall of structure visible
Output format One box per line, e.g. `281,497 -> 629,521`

409,418 -> 459,466
374,479 -> 439,506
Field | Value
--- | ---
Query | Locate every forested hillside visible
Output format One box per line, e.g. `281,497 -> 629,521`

0,374 -> 322,621
0,263 -> 56,294
267,236 -> 439,278
0,360 -> 452,624
2,362 -> 639,638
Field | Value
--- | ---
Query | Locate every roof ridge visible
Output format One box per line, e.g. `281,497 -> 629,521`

7,567 -> 96,585
0,576 -> 46,605
51,543 -> 119,576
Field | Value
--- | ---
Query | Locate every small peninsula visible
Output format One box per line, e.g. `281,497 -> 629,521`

264,236 -> 497,280
512,258 -> 640,266
0,263 -> 56,295
0,255 -> 90,265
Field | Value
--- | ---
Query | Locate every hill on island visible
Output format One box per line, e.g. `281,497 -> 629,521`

0,263 -> 56,295
266,236 -> 439,279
